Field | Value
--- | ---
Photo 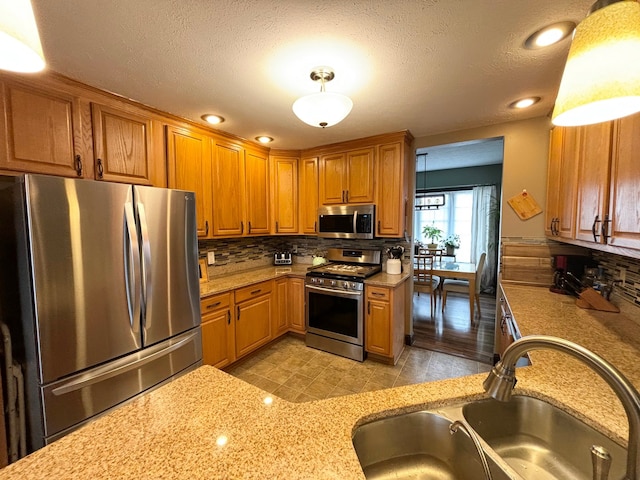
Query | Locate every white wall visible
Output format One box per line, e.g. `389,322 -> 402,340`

413,116 -> 552,239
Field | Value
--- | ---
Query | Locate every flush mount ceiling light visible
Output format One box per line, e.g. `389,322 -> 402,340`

509,97 -> 541,109
552,0 -> 640,126
0,0 -> 45,73
524,21 -> 576,49
255,136 -> 273,144
292,68 -> 353,128
201,114 -> 225,125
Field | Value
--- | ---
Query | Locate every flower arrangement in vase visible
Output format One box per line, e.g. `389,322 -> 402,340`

442,234 -> 461,255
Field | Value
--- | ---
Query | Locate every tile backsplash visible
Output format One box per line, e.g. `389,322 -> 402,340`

592,251 -> 640,307
198,236 -> 411,278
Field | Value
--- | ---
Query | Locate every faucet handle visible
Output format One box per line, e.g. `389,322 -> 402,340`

591,445 -> 611,480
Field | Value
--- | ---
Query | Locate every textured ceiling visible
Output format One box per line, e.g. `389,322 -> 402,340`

416,137 -> 504,172
31,0 -> 594,150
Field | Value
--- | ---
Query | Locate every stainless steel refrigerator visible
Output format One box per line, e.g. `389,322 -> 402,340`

0,174 -> 202,453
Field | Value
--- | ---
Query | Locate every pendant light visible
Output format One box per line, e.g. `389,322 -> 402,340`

0,0 -> 45,73
292,68 -> 353,128
552,0 -> 640,126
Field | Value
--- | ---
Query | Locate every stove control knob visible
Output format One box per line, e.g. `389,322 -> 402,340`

318,278 -> 324,285
343,281 -> 350,289
330,280 -> 336,287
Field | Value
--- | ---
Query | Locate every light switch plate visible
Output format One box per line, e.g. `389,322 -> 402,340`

207,251 -> 215,265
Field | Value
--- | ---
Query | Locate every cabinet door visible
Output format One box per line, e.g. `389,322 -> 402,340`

201,308 -> 235,368
557,127 -> 580,239
575,122 -> 613,242
245,148 -> 270,235
345,148 -> 375,204
365,297 -> 390,356
91,103 -> 156,185
211,140 -> 244,236
235,293 -> 272,358
300,156 -> 319,234
319,153 -> 346,204
272,155 -> 298,234
376,142 -> 404,237
608,112 -> 640,249
545,128 -> 563,237
0,80 -> 86,177
288,278 -> 305,333
274,278 -> 289,337
166,126 -> 212,238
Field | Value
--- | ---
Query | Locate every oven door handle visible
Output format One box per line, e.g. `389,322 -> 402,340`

305,284 -> 363,299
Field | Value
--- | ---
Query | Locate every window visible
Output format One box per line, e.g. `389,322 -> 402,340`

414,189 -> 473,262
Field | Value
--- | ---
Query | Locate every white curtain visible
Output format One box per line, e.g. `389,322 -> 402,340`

471,185 -> 498,293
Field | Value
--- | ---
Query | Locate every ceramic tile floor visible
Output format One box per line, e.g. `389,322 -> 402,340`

224,335 -> 492,403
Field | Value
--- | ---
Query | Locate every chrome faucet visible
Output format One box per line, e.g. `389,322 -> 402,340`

449,420 -> 493,480
484,335 -> 640,480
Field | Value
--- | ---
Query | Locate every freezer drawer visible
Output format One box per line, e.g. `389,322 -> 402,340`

40,328 -> 202,442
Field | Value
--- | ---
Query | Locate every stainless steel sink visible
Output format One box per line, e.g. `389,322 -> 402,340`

352,410 -> 511,480
462,395 -> 627,480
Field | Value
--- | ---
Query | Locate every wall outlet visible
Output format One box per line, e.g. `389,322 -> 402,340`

292,244 -> 298,254
207,251 -> 215,265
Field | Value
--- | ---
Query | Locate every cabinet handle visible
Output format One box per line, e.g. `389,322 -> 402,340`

341,190 -> 345,203
314,221 -> 317,233
601,214 -> 611,244
378,220 -> 381,234
371,292 -> 384,297
97,158 -> 104,179
75,155 -> 83,176
227,310 -> 231,325
205,220 -> 209,236
591,215 -> 601,242
275,221 -> 278,233
206,301 -> 221,309
552,218 -> 559,236
237,305 -> 240,320
248,221 -> 252,234
345,190 -> 349,203
367,301 -> 371,315
250,289 -> 262,295
240,221 -> 244,234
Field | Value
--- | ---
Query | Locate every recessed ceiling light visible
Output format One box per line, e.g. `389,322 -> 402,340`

524,21 -> 576,49
255,136 -> 274,144
201,114 -> 225,125
509,97 -> 541,109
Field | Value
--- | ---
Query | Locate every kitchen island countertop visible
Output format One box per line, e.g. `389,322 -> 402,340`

2,284 -> 639,479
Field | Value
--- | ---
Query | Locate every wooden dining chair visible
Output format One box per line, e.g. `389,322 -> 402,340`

413,253 -> 438,317
441,252 -> 486,318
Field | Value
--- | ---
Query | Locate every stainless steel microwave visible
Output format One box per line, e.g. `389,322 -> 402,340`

317,205 -> 375,239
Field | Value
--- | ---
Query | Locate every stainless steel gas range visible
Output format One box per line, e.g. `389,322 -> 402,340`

305,248 -> 381,361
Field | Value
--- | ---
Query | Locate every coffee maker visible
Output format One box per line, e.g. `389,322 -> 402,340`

550,254 -> 597,294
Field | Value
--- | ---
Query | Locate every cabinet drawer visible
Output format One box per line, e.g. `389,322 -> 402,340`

235,280 -> 273,304
366,286 -> 390,301
201,292 -> 232,314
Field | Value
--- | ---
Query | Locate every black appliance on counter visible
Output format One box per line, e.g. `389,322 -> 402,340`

550,254 -> 597,294
305,248 -> 381,361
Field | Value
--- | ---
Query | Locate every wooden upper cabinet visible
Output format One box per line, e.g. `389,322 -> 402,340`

575,122 -> 613,243
345,147 -> 375,203
376,142 -> 405,238
319,152 -> 346,204
545,128 -> 563,237
91,103 -> 157,185
300,156 -> 319,234
271,155 -> 298,234
607,112 -> 640,249
0,79 -> 87,178
319,148 -> 375,205
166,125 -> 212,238
244,148 -> 270,235
557,126 -> 580,239
211,140 -> 244,236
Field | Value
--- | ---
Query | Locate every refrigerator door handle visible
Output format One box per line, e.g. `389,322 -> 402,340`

137,201 -> 153,329
51,331 -> 199,396
124,202 -> 141,332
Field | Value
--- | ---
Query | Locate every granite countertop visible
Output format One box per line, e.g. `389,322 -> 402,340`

2,284 -> 639,479
200,264 -> 410,298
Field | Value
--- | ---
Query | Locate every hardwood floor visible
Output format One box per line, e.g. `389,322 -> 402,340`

412,290 -> 496,365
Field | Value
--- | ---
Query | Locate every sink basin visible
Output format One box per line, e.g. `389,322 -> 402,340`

352,411 -> 510,480
462,395 -> 627,480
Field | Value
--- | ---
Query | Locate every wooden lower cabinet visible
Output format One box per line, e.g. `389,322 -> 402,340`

200,293 -> 235,368
288,277 -> 305,333
274,278 -> 289,337
234,281 -> 273,358
365,283 -> 405,364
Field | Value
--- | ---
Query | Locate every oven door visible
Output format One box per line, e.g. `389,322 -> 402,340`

305,284 -> 363,345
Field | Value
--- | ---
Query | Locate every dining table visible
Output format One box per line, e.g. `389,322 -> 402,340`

430,260 -> 477,321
